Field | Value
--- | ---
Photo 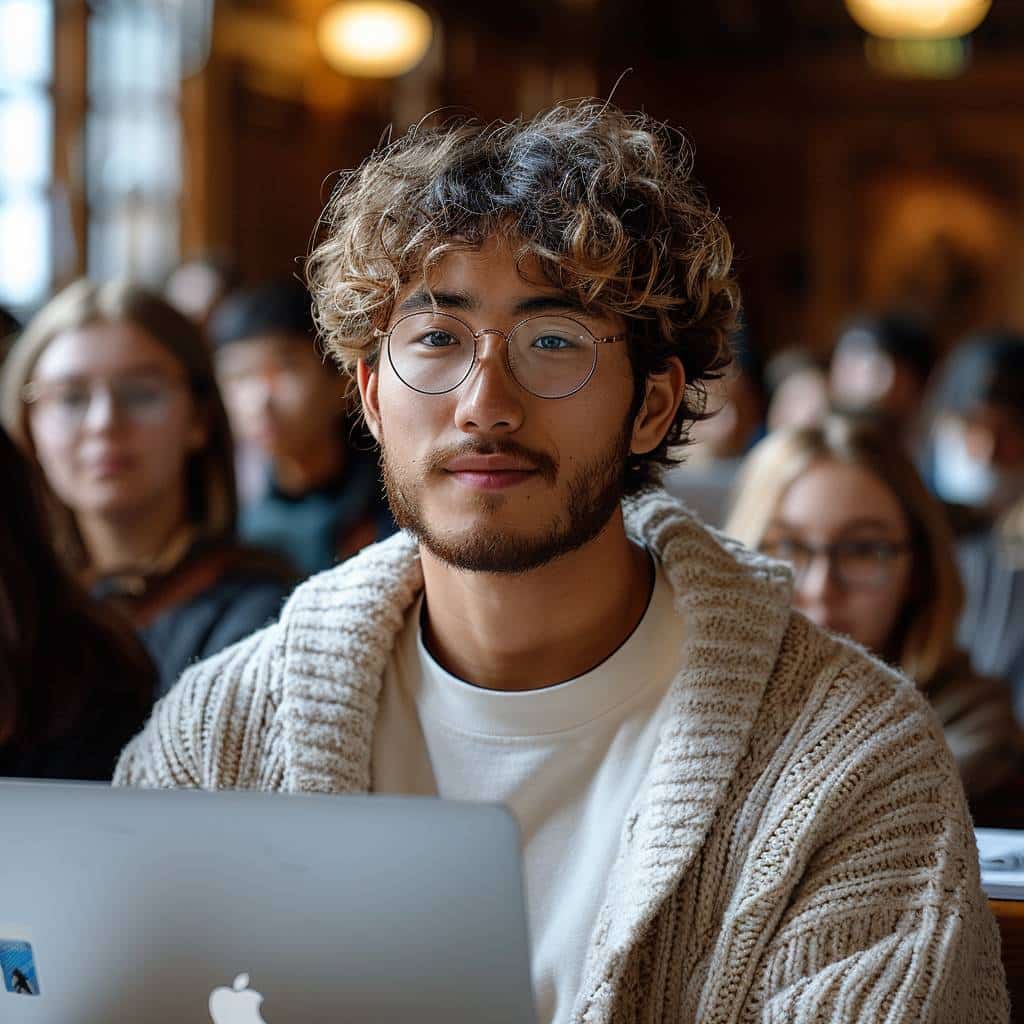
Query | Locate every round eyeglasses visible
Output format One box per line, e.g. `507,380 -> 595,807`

382,311 -> 627,399
22,375 -> 188,430
760,537 -> 911,590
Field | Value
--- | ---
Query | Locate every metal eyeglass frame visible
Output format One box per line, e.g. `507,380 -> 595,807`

763,538 -> 912,590
380,310 -> 628,399
21,375 -> 189,427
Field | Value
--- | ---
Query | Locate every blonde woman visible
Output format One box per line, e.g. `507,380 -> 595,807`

726,413 -> 1020,806
1,279 -> 295,697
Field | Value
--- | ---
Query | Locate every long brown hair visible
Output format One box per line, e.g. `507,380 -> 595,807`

0,427 -> 155,747
0,278 -> 238,571
725,414 -> 964,686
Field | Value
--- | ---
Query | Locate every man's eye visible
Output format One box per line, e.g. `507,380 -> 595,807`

532,335 -> 573,351
419,331 -> 459,349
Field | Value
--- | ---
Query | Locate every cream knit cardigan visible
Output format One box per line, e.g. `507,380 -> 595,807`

115,490 -> 1009,1023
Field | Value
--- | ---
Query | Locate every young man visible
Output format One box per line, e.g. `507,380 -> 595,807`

116,102 -> 1007,1022
210,281 -> 394,574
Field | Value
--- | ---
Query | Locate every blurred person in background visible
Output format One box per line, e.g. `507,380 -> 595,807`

726,413 -> 1020,811
662,335 -> 763,526
763,346 -> 829,432
164,254 -> 241,332
830,313 -> 937,451
0,279 -> 295,697
0,425 -> 155,780
927,332 -> 1024,531
210,280 -> 394,576
958,488 -> 1024,727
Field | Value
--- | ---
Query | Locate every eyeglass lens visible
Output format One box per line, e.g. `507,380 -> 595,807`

28,376 -> 181,428
762,538 -> 905,588
387,312 -> 600,399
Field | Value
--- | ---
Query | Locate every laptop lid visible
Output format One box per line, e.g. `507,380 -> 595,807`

0,781 -> 536,1024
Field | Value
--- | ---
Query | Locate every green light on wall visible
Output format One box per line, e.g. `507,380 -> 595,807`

864,36 -> 971,78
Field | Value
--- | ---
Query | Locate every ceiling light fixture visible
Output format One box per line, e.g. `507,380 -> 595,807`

845,0 -> 991,40
317,0 -> 433,78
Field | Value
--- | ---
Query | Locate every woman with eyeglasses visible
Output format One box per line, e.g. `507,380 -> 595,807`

725,413 -> 1020,809
0,279 -> 295,698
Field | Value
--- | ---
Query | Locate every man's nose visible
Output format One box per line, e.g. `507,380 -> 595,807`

453,335 -> 525,435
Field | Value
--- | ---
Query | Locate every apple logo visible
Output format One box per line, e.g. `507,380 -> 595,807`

209,973 -> 269,1024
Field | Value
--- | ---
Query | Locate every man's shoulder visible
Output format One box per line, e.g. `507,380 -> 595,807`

782,611 -> 929,710
206,528 -> 422,698
282,529 -> 420,616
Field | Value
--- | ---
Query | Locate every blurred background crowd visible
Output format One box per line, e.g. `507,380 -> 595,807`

2,0 -> 1024,826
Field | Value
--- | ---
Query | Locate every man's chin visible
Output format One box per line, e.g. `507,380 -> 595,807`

417,524 -> 578,575
382,426 -> 631,574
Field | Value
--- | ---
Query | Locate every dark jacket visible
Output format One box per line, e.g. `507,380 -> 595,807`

94,541 -> 296,698
241,447 -> 395,577
923,650 -> 1020,803
0,690 -> 150,782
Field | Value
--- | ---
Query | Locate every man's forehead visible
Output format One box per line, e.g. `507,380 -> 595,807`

393,249 -> 589,318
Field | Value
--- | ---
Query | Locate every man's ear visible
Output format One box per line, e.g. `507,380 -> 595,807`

630,356 -> 687,455
356,359 -> 382,443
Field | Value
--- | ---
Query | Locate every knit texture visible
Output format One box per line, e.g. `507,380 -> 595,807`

115,489 -> 1009,1023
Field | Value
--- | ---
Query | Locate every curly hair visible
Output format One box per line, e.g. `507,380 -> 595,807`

307,99 -> 739,492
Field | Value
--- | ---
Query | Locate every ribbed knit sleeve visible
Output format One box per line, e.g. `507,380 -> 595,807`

731,654 -> 1008,1023
113,623 -> 285,790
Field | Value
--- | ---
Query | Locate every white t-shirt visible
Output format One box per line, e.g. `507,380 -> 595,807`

372,560 -> 686,1024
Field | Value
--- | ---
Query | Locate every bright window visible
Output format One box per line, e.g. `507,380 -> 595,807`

86,1 -> 181,283
0,0 -> 53,310
0,0 -> 185,313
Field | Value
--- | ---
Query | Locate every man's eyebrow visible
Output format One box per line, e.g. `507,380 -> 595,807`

396,289 -> 590,319
396,289 -> 477,313
513,294 -> 586,315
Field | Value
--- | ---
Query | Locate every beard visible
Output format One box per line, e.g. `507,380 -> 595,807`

379,422 -> 633,575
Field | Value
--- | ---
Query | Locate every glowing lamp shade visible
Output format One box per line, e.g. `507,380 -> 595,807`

317,1 -> 433,78
845,0 -> 991,39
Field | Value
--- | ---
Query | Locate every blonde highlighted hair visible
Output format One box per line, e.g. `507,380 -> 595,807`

307,99 -> 739,493
725,415 -> 964,686
0,278 -> 237,571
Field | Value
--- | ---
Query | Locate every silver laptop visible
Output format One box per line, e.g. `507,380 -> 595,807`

0,781 -> 536,1024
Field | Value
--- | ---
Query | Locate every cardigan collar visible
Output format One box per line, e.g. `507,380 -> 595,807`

276,488 -> 794,1011
574,491 -> 794,1020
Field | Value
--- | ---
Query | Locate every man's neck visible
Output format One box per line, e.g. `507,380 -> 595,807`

273,436 -> 347,496
419,512 -> 654,692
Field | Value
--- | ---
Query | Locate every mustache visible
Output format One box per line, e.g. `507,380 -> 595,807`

423,440 -> 558,483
